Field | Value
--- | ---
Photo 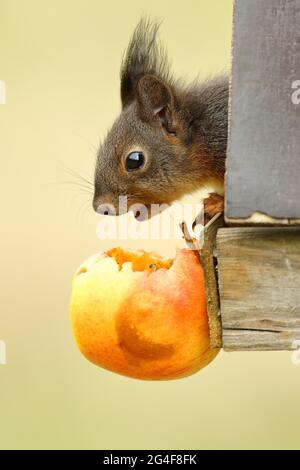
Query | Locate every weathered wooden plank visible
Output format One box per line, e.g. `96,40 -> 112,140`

200,213 -> 224,349
217,227 -> 300,350
226,0 -> 300,224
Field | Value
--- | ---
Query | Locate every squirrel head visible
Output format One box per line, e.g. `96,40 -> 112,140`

93,18 -> 227,218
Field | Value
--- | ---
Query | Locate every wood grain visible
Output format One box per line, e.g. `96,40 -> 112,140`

226,0 -> 300,224
200,213 -> 224,348
217,227 -> 300,350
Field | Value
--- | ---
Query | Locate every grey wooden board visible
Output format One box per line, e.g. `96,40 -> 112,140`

217,227 -> 300,351
226,0 -> 300,222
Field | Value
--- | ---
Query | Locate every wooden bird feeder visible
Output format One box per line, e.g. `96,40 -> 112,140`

202,0 -> 300,351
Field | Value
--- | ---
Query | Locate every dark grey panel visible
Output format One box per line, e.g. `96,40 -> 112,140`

226,0 -> 300,221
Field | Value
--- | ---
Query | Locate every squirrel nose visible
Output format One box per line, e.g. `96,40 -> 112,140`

96,203 -> 116,216
93,196 -> 116,216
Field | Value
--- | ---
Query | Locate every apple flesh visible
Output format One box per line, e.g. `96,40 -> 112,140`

70,247 -> 219,380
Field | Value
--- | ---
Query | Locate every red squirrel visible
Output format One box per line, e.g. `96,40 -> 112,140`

93,18 -> 228,223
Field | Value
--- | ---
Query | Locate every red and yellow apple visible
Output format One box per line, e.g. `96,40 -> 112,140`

70,247 -> 219,380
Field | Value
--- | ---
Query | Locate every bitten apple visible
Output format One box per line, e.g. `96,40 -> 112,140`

70,247 -> 219,380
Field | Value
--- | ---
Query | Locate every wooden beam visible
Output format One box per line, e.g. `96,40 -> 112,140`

217,227 -> 300,350
226,0 -> 300,224
200,213 -> 224,348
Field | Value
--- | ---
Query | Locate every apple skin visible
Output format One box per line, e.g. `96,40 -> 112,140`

70,248 -> 219,380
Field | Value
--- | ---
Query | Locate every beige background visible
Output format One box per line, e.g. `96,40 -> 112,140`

0,0 -> 300,450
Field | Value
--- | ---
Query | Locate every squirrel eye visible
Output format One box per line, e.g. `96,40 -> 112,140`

125,151 -> 145,172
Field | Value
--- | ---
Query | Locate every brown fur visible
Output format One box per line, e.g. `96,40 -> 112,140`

203,193 -> 225,224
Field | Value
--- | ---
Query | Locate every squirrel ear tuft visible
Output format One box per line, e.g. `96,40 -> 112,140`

137,75 -> 177,134
120,18 -> 170,108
